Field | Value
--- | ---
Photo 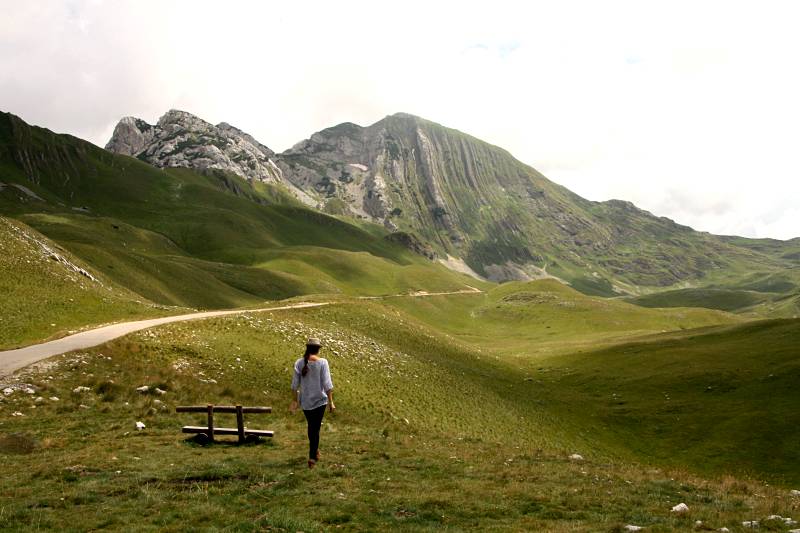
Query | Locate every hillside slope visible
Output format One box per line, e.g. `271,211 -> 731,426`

0,216 -> 172,349
1,299 -> 797,531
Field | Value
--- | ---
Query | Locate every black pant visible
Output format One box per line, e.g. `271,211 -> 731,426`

303,404 -> 326,460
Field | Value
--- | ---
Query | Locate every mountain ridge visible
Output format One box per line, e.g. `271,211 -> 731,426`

25,107 -> 800,297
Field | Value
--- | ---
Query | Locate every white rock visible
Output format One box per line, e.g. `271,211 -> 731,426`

742,521 -> 759,528
788,529 -> 800,533
154,388 -> 167,395
624,525 -> 643,531
34,397 -> 44,403
135,385 -> 149,393
72,386 -> 91,393
569,453 -> 584,461
786,519 -> 798,526
3,387 -> 14,395
23,387 -> 35,394
695,521 -> 703,526
718,528 -> 730,532
153,399 -> 163,405
11,411 -> 24,416
135,421 -> 146,430
49,396 -> 60,401
766,515 -> 783,520
670,503 -> 689,513
791,489 -> 800,496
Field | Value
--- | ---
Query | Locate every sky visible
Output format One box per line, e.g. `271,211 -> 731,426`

2,0 -> 799,239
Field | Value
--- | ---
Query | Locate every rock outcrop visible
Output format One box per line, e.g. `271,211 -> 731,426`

106,110 -> 312,203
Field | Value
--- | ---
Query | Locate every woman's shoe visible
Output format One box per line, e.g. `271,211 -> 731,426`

308,459 -> 316,469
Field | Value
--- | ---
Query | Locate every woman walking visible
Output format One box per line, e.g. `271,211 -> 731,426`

290,337 -> 335,468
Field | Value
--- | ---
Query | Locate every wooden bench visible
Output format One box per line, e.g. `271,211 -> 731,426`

176,404 -> 273,444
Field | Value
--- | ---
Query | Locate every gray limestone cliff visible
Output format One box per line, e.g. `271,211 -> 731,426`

105,110 -> 311,203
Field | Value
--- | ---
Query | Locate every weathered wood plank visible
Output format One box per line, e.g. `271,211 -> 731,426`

236,405 -> 245,443
176,405 -> 272,413
207,404 -> 214,442
181,426 -> 273,437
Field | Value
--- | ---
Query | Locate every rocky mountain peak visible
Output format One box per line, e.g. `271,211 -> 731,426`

156,109 -> 212,132
105,110 -> 297,192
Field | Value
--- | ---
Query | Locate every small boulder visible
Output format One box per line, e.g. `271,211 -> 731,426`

742,521 -> 759,528
569,453 -> 584,461
135,421 -> 146,431
72,386 -> 91,393
3,387 -> 14,396
135,385 -> 149,393
671,503 -> 689,513
624,525 -> 643,531
791,489 -> 800,496
49,396 -> 60,401
154,387 -> 167,395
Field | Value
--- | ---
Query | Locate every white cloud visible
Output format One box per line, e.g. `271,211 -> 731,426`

1,0 -> 798,239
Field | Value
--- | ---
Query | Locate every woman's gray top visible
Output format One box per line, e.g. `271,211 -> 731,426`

291,357 -> 334,411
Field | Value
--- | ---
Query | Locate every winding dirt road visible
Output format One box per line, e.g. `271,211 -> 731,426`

0,302 -> 327,378
0,286 -> 484,377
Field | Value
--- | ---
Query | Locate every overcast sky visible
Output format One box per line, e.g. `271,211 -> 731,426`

2,1 -> 799,239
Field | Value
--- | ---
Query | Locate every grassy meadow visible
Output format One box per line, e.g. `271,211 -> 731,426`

0,216 -> 176,349
1,292 -> 799,531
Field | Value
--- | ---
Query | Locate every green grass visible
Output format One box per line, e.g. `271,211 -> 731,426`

541,318 -> 800,483
1,304 -> 798,531
380,279 -> 740,355
0,217 -> 175,349
627,288 -> 771,313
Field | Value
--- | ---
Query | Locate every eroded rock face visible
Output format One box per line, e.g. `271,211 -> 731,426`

106,110 -> 286,185
106,117 -> 155,156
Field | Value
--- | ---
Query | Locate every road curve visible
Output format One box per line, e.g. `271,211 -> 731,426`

0,302 -> 327,378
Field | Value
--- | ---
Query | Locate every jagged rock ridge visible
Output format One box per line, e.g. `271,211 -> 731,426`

105,110 -> 312,204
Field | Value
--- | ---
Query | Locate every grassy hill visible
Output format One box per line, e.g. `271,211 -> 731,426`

1,299 -> 797,531
626,280 -> 800,317
0,216 -> 175,349
542,317 -> 800,483
381,279 -> 740,355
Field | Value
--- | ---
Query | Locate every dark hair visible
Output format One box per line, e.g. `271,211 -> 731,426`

301,344 -> 321,377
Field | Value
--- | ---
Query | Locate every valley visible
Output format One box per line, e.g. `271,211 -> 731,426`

1,110 -> 798,531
